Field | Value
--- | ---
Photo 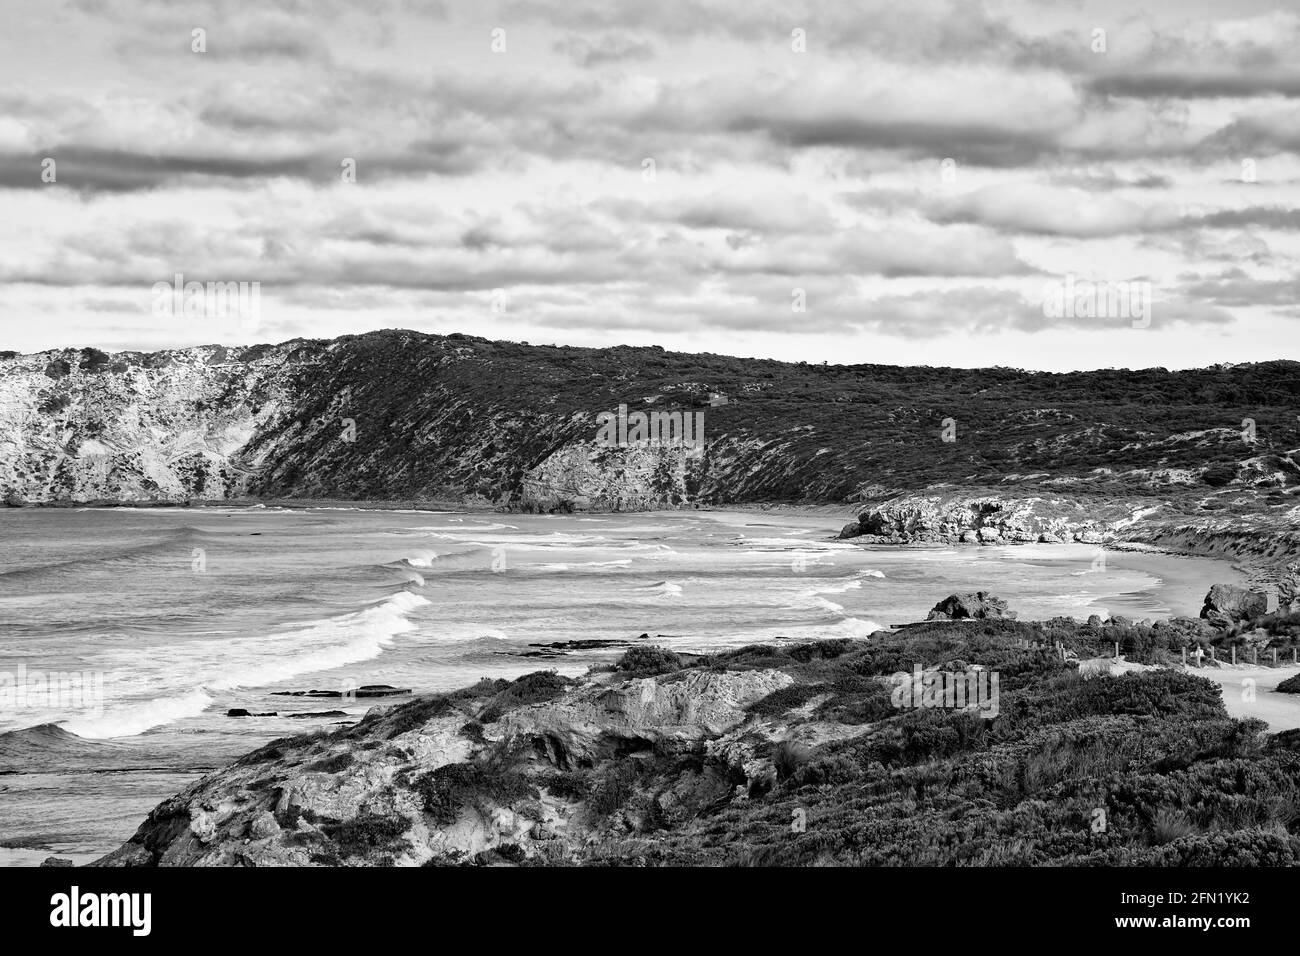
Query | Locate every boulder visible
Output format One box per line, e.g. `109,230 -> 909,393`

1278,561 -> 1300,612
838,521 -> 863,540
926,591 -> 1017,621
498,668 -> 795,767
247,811 -> 281,841
1200,584 -> 1267,627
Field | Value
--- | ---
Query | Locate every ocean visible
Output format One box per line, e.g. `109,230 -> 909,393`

0,506 -> 1242,865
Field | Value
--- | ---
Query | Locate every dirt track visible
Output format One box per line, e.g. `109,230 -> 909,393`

1191,663 -> 1300,732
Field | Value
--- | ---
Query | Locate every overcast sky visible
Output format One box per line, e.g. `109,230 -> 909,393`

1,0 -> 1298,369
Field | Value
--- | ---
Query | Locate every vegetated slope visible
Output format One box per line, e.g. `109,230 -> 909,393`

96,617 -> 1300,867
2,330 -> 1299,508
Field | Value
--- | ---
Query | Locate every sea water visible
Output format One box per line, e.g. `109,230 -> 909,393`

0,506 -> 1241,864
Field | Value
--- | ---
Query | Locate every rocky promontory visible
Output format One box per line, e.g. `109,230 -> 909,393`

836,486 -> 1300,595
95,594 -> 1300,868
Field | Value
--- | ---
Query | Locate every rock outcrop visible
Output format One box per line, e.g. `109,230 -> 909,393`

92,612 -> 1300,868
520,442 -> 707,512
94,665 -> 795,867
927,592 -> 1017,621
1278,562 -> 1300,612
1200,584 -> 1267,627
835,488 -> 1300,604
838,493 -> 1125,545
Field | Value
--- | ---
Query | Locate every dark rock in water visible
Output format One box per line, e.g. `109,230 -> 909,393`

527,639 -> 633,651
39,856 -> 74,867
927,591 -> 1016,621
226,708 -> 278,718
1200,584 -> 1266,627
272,685 -> 410,699
3,492 -> 27,508
285,710 -> 350,719
838,521 -> 863,539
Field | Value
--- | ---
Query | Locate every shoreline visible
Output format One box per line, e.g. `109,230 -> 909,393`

1089,544 -> 1246,619
5,494 -> 1277,590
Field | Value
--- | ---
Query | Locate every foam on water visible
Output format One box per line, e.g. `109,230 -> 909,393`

62,689 -> 216,740
53,591 -> 431,739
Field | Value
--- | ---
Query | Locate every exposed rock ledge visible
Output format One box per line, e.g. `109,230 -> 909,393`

837,489 -> 1300,591
92,597 -> 1300,867
838,492 -> 1149,545
94,667 -> 801,867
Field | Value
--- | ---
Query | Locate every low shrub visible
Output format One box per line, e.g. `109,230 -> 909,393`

409,761 -> 538,826
477,671 -> 573,723
615,645 -> 684,676
321,812 -> 410,858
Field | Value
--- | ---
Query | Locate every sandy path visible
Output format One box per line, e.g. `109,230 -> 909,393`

1092,658 -> 1300,731
1189,664 -> 1300,732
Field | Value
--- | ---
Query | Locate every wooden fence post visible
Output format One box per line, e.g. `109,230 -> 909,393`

1273,648 -> 1278,666
1182,647 -> 1187,665
1231,646 -> 1236,665
1114,641 -> 1120,659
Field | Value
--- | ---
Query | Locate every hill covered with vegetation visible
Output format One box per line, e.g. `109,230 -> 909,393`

3,330 -> 1299,511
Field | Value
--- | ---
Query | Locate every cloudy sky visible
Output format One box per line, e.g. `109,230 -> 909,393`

1,0 -> 1298,369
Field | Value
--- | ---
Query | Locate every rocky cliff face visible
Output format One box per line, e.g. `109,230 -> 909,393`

0,344 -> 305,502
520,443 -> 705,511
3,331 -> 1300,514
